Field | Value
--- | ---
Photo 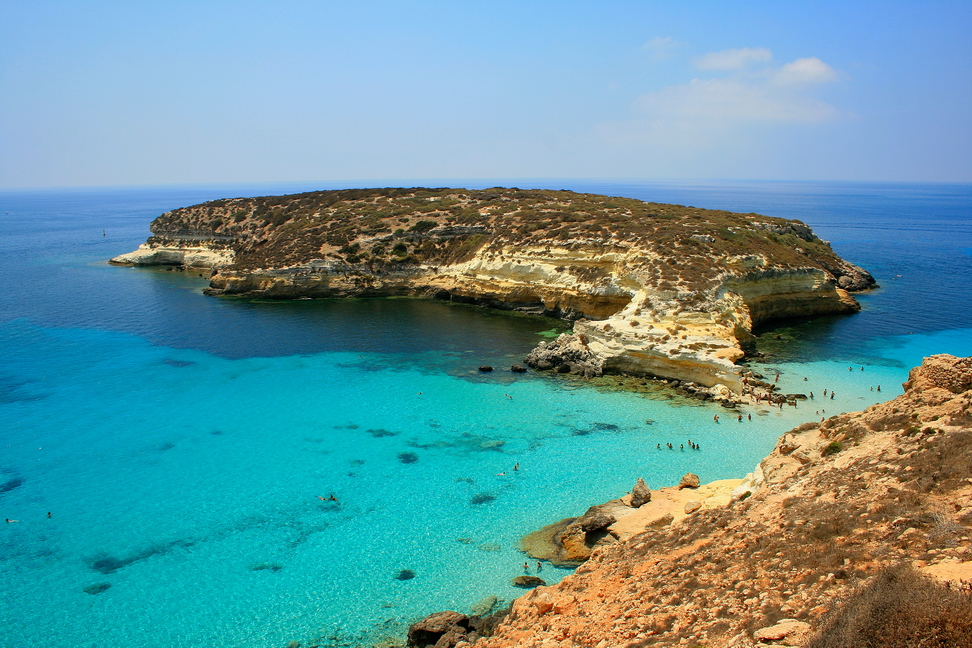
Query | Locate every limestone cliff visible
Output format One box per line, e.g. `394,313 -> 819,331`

110,187 -> 874,389
410,355 -> 972,648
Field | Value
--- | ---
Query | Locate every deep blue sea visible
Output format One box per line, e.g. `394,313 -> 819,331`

1,180 -> 970,648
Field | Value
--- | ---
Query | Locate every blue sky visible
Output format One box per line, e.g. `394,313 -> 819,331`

1,0 -> 970,188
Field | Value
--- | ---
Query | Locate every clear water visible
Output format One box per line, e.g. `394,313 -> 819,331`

1,181 -> 970,648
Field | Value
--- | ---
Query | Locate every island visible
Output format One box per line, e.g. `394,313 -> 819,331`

110,187 -> 874,391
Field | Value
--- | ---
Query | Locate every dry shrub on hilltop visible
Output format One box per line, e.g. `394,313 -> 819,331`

805,566 -> 972,648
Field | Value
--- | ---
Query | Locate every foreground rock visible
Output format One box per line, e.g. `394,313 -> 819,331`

111,187 -> 873,390
472,355 -> 972,647
407,609 -> 509,648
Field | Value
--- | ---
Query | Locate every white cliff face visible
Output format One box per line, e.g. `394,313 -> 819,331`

112,240 -> 859,391
470,249 -> 858,391
110,243 -> 234,269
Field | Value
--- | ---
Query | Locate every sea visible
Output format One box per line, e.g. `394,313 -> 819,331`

1,180 -> 970,648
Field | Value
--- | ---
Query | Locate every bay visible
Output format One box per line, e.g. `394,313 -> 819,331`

1,180 -> 970,647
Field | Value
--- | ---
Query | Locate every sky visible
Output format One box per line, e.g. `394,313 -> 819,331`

1,0 -> 970,189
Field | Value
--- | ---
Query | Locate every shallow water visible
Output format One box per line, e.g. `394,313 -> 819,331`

0,181 -> 970,647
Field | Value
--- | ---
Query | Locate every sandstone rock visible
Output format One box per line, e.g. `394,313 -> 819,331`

408,611 -> 471,648
630,477 -> 651,508
533,592 -> 553,614
512,575 -> 546,588
752,618 -> 810,644
684,500 -> 702,514
678,473 -> 700,489
903,354 -> 972,394
578,513 -> 616,532
648,512 -> 674,528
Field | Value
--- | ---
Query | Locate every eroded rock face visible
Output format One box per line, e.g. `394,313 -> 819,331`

111,187 -> 874,390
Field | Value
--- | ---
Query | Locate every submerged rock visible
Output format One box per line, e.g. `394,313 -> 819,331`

512,575 -> 546,588
0,477 -> 24,493
249,562 -> 283,572
395,569 -> 416,581
83,582 -> 112,595
470,595 -> 500,616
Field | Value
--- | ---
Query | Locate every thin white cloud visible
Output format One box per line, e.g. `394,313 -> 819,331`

694,47 -> 772,70
593,53 -> 844,160
631,54 -> 842,125
771,57 -> 838,85
636,76 -> 840,123
642,36 -> 683,61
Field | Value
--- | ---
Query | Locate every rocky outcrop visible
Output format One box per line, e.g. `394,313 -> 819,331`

109,235 -> 235,269
471,355 -> 972,647
630,477 -> 651,508
407,609 -> 509,648
111,187 -> 874,390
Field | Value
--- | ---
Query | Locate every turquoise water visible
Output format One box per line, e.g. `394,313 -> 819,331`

1,182 -> 970,647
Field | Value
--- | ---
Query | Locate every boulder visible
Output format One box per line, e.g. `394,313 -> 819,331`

512,575 -> 546,588
752,618 -> 811,644
407,611 -> 472,648
510,364 -> 527,373
649,513 -> 674,528
684,500 -> 702,514
578,513 -> 616,532
478,365 -> 493,372
523,333 -> 604,377
630,477 -> 651,508
678,473 -> 700,489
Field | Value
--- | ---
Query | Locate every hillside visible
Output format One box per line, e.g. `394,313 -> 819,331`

408,355 -> 972,648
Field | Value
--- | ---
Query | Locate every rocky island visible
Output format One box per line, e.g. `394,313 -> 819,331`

110,187 -> 874,390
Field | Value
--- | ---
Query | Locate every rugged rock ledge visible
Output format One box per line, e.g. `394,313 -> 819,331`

110,187 -> 874,390
414,354 -> 972,648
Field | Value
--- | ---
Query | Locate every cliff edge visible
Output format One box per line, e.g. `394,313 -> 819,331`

421,354 -> 971,648
110,187 -> 873,390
